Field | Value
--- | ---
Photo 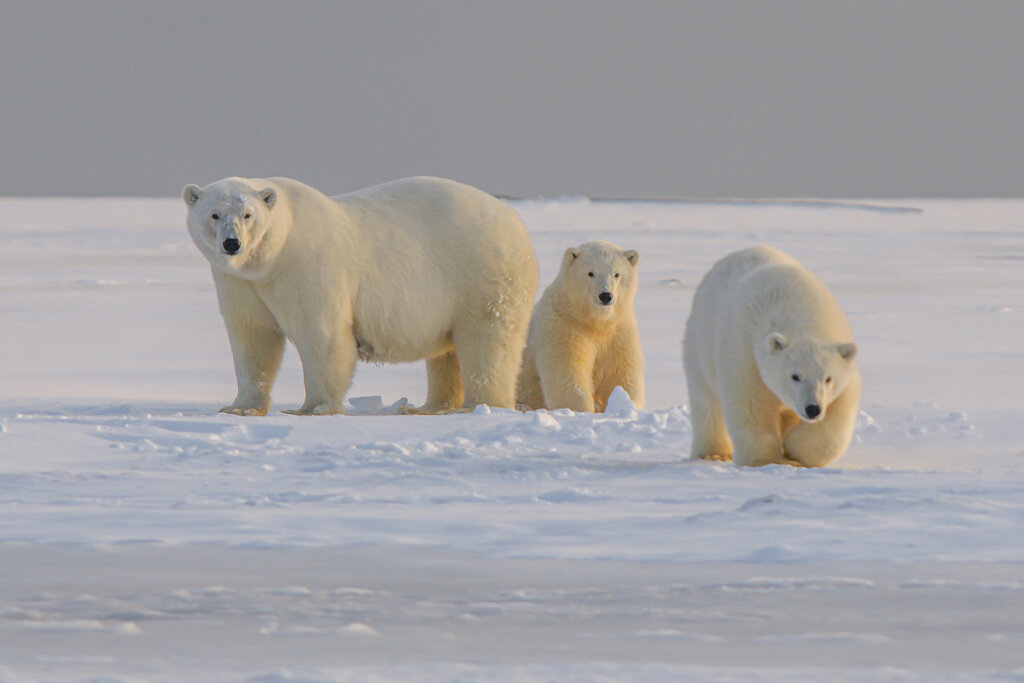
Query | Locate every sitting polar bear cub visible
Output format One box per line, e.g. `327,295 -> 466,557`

683,246 -> 860,467
516,240 -> 644,412
183,175 -> 538,415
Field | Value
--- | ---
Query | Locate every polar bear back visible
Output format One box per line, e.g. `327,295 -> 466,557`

264,175 -> 531,281
331,176 -> 531,275
329,176 -> 538,364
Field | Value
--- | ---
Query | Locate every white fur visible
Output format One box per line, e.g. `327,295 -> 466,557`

517,240 -> 644,412
184,176 -> 539,415
683,246 -> 860,467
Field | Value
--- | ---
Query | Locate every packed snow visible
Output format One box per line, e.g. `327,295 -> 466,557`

2,196 -> 1024,681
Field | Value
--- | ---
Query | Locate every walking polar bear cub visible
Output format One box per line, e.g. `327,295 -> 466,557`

517,240 -> 644,412
183,176 -> 538,416
684,246 -> 860,467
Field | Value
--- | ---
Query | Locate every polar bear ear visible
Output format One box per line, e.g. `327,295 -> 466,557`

624,249 -> 639,266
766,332 -> 789,353
562,247 -> 581,268
183,184 -> 203,206
259,188 -> 277,209
837,342 -> 858,361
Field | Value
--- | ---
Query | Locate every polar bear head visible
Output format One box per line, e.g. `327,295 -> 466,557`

559,240 -> 640,318
755,333 -> 858,422
183,178 -> 284,279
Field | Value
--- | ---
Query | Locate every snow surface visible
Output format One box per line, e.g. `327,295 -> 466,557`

2,196 -> 1024,680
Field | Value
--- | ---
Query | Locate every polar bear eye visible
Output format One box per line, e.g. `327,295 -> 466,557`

244,212 -> 252,220
211,213 -> 220,221
791,374 -> 801,382
614,272 -> 620,279
825,376 -> 833,384
588,272 -> 594,277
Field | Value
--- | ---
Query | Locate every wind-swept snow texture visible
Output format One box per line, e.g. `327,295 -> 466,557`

2,197 -> 1024,680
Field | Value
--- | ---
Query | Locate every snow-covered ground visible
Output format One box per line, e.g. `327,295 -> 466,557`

2,196 -> 1024,681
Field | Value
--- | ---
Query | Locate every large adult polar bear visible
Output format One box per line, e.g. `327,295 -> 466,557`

183,176 -> 539,416
683,246 -> 860,467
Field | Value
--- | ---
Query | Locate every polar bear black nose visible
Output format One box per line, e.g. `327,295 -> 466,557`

599,292 -> 613,305
222,237 -> 241,255
804,403 -> 821,419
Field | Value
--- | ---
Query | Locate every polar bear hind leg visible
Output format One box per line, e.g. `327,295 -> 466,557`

421,350 -> 464,412
451,321 -> 521,409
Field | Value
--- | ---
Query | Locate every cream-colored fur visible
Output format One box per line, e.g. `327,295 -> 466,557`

683,246 -> 860,467
184,176 -> 538,415
517,240 -> 644,412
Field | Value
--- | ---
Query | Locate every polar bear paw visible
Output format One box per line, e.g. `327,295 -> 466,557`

399,404 -> 435,415
436,407 -> 473,415
399,405 -> 473,416
219,405 -> 269,417
695,453 -> 733,462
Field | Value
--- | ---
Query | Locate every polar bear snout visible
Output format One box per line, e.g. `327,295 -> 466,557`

222,237 -> 241,255
803,403 -> 822,420
598,291 -> 613,305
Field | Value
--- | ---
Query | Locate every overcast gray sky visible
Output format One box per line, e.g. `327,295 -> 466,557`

1,1 -> 1022,198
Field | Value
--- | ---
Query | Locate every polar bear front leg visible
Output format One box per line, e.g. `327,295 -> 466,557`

729,428 -> 788,467
720,387 -> 787,467
285,329 -> 358,416
607,327 -> 645,410
783,373 -> 861,467
536,340 -> 597,413
223,324 -> 286,416
214,273 -> 286,417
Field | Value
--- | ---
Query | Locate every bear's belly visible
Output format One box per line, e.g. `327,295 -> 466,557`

352,287 -> 459,364
353,326 -> 454,364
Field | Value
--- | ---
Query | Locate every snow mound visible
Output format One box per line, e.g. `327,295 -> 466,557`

604,385 -> 639,418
